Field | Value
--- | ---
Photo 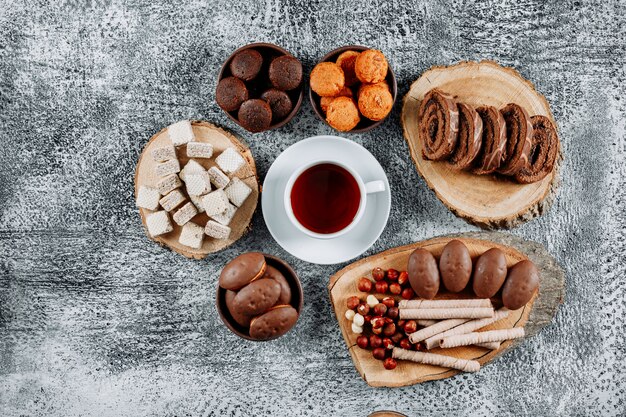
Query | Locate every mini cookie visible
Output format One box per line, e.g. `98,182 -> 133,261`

357,82 -> 393,121
472,248 -> 508,298
310,62 -> 345,97
263,265 -> 291,305
320,87 -> 353,113
216,77 -> 249,112
219,252 -> 267,290
238,99 -> 272,133
335,50 -> 360,86
225,289 -> 252,328
232,278 -> 281,316
261,88 -> 293,121
269,55 -> 303,91
249,305 -> 299,341
501,260 -> 539,310
229,49 -> 263,81
355,49 -> 388,84
326,96 -> 360,132
439,240 -> 472,293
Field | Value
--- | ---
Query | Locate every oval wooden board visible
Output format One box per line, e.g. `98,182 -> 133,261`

401,61 -> 562,229
134,121 -> 259,259
328,231 -> 564,387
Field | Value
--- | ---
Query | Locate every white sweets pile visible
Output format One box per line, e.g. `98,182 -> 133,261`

136,120 -> 252,250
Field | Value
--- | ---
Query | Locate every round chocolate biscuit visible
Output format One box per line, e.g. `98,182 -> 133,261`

408,248 -> 440,299
216,77 -> 249,112
502,260 -> 539,310
472,248 -> 507,298
260,88 -> 293,122
225,289 -> 252,328
249,305 -> 299,341
439,239 -> 472,293
232,278 -> 281,316
263,265 -> 291,305
219,252 -> 266,291
269,55 -> 303,91
238,99 -> 272,133
229,49 -> 263,81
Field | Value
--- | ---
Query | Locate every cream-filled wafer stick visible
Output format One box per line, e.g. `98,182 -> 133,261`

424,308 -> 511,349
399,299 -> 492,309
399,307 -> 494,320
392,347 -> 480,373
409,318 -> 470,344
416,319 -> 439,327
440,328 -> 525,349
476,341 -> 501,350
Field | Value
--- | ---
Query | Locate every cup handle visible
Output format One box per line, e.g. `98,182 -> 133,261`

364,180 -> 385,194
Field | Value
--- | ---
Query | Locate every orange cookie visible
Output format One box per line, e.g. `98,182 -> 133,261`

326,96 -> 360,131
355,49 -> 388,84
335,50 -> 360,87
320,87 -> 353,113
358,82 -> 393,121
310,62 -> 345,97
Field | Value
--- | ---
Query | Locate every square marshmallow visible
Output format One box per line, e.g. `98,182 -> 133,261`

136,186 -> 160,210
186,142 -> 213,159
179,159 -> 205,182
186,172 -> 211,195
168,120 -> 195,146
146,210 -> 173,237
189,193 -> 206,213
205,220 -> 231,240
155,159 -> 180,177
159,189 -> 186,212
156,174 -> 182,195
201,189 -> 229,217
207,166 -> 230,189
224,177 -> 252,207
179,222 -> 204,249
172,202 -> 198,226
151,145 -> 176,162
215,148 -> 245,174
210,202 -> 237,226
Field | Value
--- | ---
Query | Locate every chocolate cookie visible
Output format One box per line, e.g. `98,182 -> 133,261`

439,239 -> 472,293
229,49 -> 263,81
408,248 -> 440,299
225,289 -> 252,328
232,278 -> 281,316
269,55 -> 303,91
501,260 -> 539,310
219,252 -> 266,290
472,248 -> 507,298
249,305 -> 299,340
216,77 -> 249,112
238,99 -> 272,132
261,88 -> 293,122
263,265 -> 292,305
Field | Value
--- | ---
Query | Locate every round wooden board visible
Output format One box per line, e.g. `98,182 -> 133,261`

328,231 -> 565,387
401,61 -> 562,229
134,121 -> 259,259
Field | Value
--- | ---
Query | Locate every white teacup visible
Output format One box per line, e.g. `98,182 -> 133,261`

284,160 -> 386,239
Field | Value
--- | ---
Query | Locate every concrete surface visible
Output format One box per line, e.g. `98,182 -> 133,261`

0,1 -> 624,416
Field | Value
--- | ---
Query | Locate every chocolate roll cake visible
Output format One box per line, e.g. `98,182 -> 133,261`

418,89 -> 459,161
473,106 -> 507,174
498,103 -> 533,176
449,103 -> 483,169
515,115 -> 559,184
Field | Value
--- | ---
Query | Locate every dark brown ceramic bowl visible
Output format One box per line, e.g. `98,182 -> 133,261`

309,45 -> 398,133
217,43 -> 304,133
216,253 -> 303,341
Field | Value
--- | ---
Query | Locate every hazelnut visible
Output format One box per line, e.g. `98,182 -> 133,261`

353,313 -> 365,327
399,338 -> 411,350
404,320 -> 417,334
397,320 -> 406,328
401,288 -> 415,300
383,323 -> 396,336
357,277 -> 373,292
345,309 -> 356,321
384,317 -> 394,325
371,326 -> 383,335
389,283 -> 402,295
375,281 -> 389,294
416,342 -> 426,351
372,347 -> 386,360
356,335 -> 369,349
373,303 -> 387,316
383,358 -> 397,370
391,331 -> 404,344
387,269 -> 399,281
386,306 -> 399,320
357,303 -> 370,316
369,335 -> 383,348
371,317 -> 385,329
382,338 -> 395,350
366,294 -> 379,308
363,315 -> 372,324
372,267 -> 385,281
381,297 -> 395,308
398,271 -> 409,286
347,296 -> 360,310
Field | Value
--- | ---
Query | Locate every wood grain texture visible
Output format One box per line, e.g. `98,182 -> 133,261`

0,1 -> 624,416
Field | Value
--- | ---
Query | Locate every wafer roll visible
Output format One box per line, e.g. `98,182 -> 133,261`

392,347 -> 480,373
440,327 -> 524,349
409,318 -> 470,344
399,307 -> 494,320
416,319 -> 439,327
399,299 -> 492,309
424,308 -> 511,349
418,89 -> 459,161
476,341 -> 501,350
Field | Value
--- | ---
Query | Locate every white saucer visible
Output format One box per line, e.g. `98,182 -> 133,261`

262,135 -> 391,265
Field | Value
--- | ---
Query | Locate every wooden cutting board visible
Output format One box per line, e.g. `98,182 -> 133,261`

134,121 -> 259,259
328,231 -> 564,387
401,61 -> 562,229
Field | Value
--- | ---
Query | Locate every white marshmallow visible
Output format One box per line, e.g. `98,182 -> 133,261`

215,147 -> 245,174
345,310 -> 356,321
179,222 -> 204,249
366,295 -> 379,308
136,186 -> 160,210
168,120 -> 195,146
146,210 -> 173,237
351,322 -> 363,334
353,313 -> 365,327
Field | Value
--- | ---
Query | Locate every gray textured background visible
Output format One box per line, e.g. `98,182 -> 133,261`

1,1 -> 625,416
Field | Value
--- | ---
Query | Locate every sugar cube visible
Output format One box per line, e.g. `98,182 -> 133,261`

179,159 -> 205,182
136,186 -> 160,210
186,142 -> 213,159
155,159 -> 180,177
207,166 -> 230,189
215,147 -> 245,174
224,177 -> 252,207
201,189 -> 229,217
186,172 -> 211,195
151,144 -> 176,162
159,189 -> 186,212
189,193 -> 206,213
168,120 -> 195,146
210,202 -> 237,226
179,222 -> 204,249
156,174 -> 182,195
172,202 -> 198,226
205,220 -> 231,240
146,210 -> 173,237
